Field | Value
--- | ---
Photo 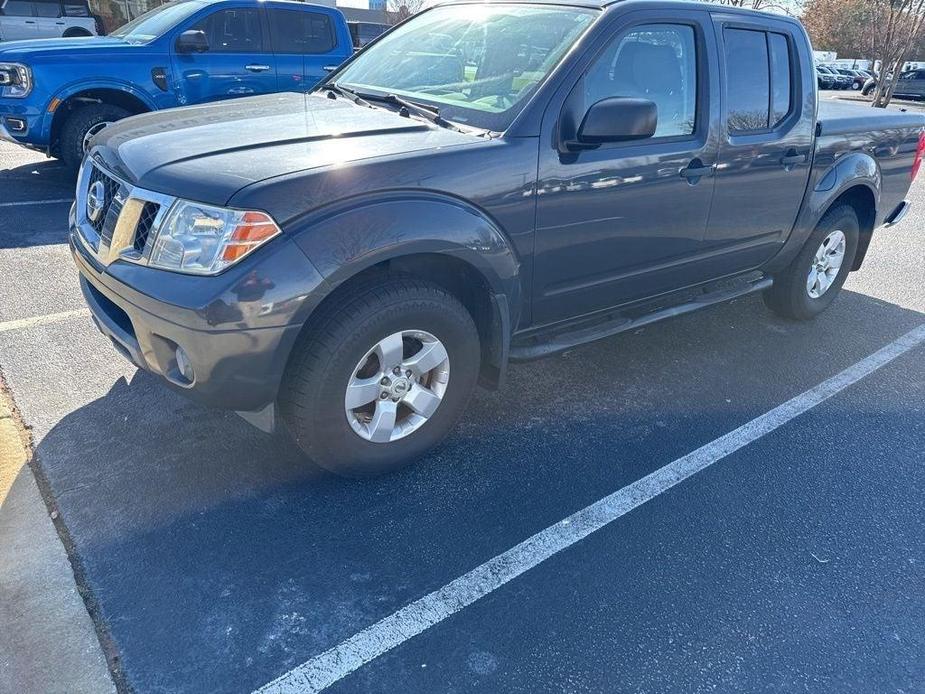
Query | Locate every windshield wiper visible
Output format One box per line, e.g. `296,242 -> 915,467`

378,93 -> 464,132
322,82 -> 372,107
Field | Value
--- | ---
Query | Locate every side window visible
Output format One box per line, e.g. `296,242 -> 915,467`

192,8 -> 263,53
725,28 -> 794,133
33,0 -> 60,17
585,23 -> 698,139
268,9 -> 335,54
2,0 -> 35,16
62,1 -> 89,17
768,33 -> 791,126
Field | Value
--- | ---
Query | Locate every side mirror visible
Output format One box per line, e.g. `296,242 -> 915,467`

176,29 -> 209,54
571,97 -> 658,149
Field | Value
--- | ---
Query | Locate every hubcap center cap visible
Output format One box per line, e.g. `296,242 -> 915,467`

389,378 -> 410,398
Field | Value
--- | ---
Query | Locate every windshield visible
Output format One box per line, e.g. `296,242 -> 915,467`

111,0 -> 206,44
333,4 -> 596,131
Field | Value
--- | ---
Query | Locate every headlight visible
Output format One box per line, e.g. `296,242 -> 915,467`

0,63 -> 32,98
148,200 -> 281,275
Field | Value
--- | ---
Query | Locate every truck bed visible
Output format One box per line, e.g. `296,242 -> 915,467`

817,98 -> 925,136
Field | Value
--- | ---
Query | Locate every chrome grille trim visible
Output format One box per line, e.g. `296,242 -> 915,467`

75,157 -> 176,267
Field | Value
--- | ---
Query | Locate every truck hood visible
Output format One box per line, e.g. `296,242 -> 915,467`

0,36 -> 131,59
92,92 -> 483,206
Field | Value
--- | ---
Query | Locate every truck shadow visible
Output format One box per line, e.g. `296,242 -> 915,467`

28,289 -> 925,692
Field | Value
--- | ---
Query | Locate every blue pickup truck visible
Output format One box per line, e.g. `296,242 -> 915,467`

0,0 -> 352,168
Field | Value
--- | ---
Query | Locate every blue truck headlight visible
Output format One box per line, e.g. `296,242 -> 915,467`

147,200 -> 281,275
0,63 -> 33,98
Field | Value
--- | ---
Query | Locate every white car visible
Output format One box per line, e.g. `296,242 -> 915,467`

0,0 -> 97,41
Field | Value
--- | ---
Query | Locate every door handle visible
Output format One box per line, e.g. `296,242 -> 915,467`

679,162 -> 715,180
780,152 -> 807,167
245,64 -> 271,72
24,20 -> 35,23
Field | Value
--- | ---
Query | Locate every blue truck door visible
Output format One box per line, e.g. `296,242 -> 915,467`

266,6 -> 346,91
704,18 -> 814,270
533,12 -> 720,324
172,6 -> 277,106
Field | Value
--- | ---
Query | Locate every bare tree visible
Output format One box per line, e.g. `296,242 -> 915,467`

701,0 -> 805,15
387,0 -> 426,23
870,0 -> 925,107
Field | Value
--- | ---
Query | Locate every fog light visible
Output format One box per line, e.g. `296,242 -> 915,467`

5,117 -> 26,132
175,346 -> 194,383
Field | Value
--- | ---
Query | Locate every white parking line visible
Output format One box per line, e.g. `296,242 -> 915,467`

0,309 -> 90,334
255,323 -> 925,694
0,198 -> 73,208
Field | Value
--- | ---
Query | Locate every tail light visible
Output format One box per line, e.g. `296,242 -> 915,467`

912,131 -> 925,181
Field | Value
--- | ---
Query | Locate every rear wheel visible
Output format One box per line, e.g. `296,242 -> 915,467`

763,205 -> 860,321
59,103 -> 130,171
279,277 -> 481,477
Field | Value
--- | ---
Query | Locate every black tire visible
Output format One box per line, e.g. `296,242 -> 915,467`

62,28 -> 93,37
279,276 -> 481,477
59,103 -> 130,171
763,205 -> 860,321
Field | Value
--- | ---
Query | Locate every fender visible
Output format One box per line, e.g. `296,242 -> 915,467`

765,151 -> 880,275
39,79 -> 158,142
287,192 -> 523,386
289,191 -> 522,307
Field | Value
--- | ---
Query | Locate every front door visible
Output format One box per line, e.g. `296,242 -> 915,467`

702,18 -> 814,270
172,7 -> 277,106
0,0 -> 37,41
533,13 -> 719,325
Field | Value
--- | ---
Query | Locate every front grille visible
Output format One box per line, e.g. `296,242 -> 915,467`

86,164 -> 121,236
134,202 -> 160,253
76,159 -> 175,266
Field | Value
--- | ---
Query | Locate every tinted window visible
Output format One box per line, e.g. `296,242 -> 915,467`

62,1 -> 89,16
725,28 -> 769,132
192,8 -> 263,53
33,0 -> 60,17
768,33 -> 791,126
585,24 -> 697,138
268,8 -> 334,54
2,0 -> 34,16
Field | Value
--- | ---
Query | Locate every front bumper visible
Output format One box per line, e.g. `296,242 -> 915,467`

70,218 -> 317,413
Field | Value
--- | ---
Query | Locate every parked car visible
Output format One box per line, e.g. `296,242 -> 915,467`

863,69 -> 925,99
816,66 -> 837,91
816,65 -> 851,89
0,0 -> 352,169
833,67 -> 867,91
0,0 -> 97,41
70,0 -> 923,476
347,20 -> 388,49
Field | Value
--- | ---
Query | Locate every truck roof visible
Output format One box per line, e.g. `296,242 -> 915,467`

439,0 -> 798,21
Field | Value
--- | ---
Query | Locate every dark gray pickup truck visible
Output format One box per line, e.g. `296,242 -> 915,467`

70,0 -> 924,476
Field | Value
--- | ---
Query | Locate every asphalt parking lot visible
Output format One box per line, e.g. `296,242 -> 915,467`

1,105 -> 924,694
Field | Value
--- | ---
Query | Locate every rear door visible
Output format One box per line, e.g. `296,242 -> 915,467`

266,6 -> 341,93
0,0 -> 37,41
702,15 -> 814,271
172,6 -> 277,105
31,0 -> 62,38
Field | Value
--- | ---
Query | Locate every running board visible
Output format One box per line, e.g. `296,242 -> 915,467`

510,276 -> 773,361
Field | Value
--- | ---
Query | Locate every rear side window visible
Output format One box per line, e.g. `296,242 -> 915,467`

725,27 -> 794,133
62,1 -> 89,17
192,8 -> 264,53
268,8 -> 335,54
2,0 -> 35,16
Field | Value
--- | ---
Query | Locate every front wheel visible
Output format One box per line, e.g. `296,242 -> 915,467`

279,277 -> 481,477
59,103 -> 130,171
763,205 -> 860,321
